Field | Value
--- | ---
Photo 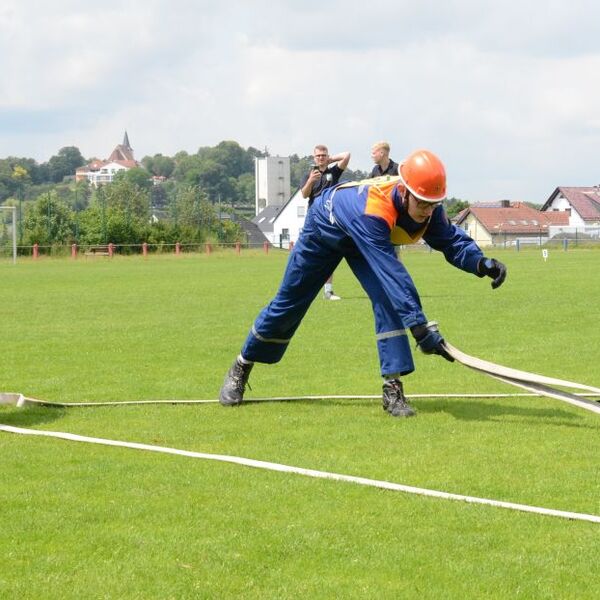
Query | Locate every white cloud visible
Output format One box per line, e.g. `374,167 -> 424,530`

1,1 -> 600,202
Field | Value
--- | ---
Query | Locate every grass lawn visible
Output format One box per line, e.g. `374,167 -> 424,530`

1,248 -> 600,599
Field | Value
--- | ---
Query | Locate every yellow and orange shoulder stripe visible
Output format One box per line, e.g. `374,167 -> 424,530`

336,176 -> 402,230
336,176 -> 428,245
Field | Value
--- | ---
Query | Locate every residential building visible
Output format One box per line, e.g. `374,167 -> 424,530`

454,201 -> 568,247
252,188 -> 307,247
540,187 -> 600,237
75,131 -> 139,186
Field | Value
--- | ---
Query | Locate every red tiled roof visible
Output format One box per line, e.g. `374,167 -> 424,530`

455,202 -> 569,234
544,187 -> 600,222
542,211 -> 571,225
77,159 -> 106,172
110,159 -> 138,169
108,144 -> 135,162
77,158 -> 139,173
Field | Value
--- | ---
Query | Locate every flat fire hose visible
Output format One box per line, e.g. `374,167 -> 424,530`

443,342 -> 600,415
2,350 -> 600,523
1,342 -> 599,415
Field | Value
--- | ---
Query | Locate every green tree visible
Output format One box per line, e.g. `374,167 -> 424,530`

185,158 -> 235,203
77,178 -> 151,247
103,178 -> 150,220
172,185 -> 215,229
150,183 -> 170,211
115,167 -> 152,190
234,172 -> 255,206
22,191 -> 76,246
198,140 -> 253,178
172,153 -> 202,183
172,142 -> 265,205
46,146 -> 85,183
0,157 -> 48,201
11,164 -> 29,184
70,179 -> 91,212
344,167 -> 369,181
142,154 -> 175,178
219,218 -> 243,243
246,146 -> 268,160
444,198 -> 470,219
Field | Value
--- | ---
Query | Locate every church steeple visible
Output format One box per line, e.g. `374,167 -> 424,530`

122,130 -> 132,151
107,131 -> 136,163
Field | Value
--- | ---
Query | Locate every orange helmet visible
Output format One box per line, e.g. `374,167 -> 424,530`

399,149 -> 447,202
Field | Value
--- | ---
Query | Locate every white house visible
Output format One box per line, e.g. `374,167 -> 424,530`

79,161 -> 133,186
541,186 -> 600,237
75,131 -> 139,186
252,188 -> 307,247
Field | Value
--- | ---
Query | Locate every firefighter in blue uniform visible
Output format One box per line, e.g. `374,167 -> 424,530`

219,149 -> 507,417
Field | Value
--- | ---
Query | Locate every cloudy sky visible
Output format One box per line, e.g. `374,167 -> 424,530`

1,0 -> 600,202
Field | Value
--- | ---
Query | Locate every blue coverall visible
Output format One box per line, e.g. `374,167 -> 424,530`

241,178 -> 484,376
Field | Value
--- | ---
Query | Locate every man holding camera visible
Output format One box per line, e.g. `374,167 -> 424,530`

300,145 -> 351,300
301,144 -> 351,206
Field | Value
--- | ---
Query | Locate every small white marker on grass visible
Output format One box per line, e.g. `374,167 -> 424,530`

542,249 -> 548,262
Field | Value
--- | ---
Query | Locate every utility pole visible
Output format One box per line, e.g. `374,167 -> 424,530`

218,193 -> 223,241
47,192 -> 52,240
18,185 -> 23,244
74,186 -> 79,242
0,206 -> 17,264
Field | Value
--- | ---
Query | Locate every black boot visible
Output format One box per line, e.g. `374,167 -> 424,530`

382,379 -> 415,417
219,358 -> 253,406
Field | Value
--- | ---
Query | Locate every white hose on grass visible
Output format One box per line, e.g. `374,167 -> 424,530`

1,421 -> 599,525
1,391 -> 599,409
2,344 -> 600,525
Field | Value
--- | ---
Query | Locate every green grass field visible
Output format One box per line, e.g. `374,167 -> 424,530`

1,249 -> 599,599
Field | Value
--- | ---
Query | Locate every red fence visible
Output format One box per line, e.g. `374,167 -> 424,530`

4,236 -> 598,261
2,240 -> 295,260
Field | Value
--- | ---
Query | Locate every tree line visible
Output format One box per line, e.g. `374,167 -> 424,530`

2,175 -> 243,252
0,139 -> 467,251
0,140 -> 369,206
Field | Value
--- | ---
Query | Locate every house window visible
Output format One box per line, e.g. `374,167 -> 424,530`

297,206 -> 306,217
281,228 -> 289,240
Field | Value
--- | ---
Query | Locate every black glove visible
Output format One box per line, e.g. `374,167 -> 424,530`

478,258 -> 507,289
410,322 -> 454,362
